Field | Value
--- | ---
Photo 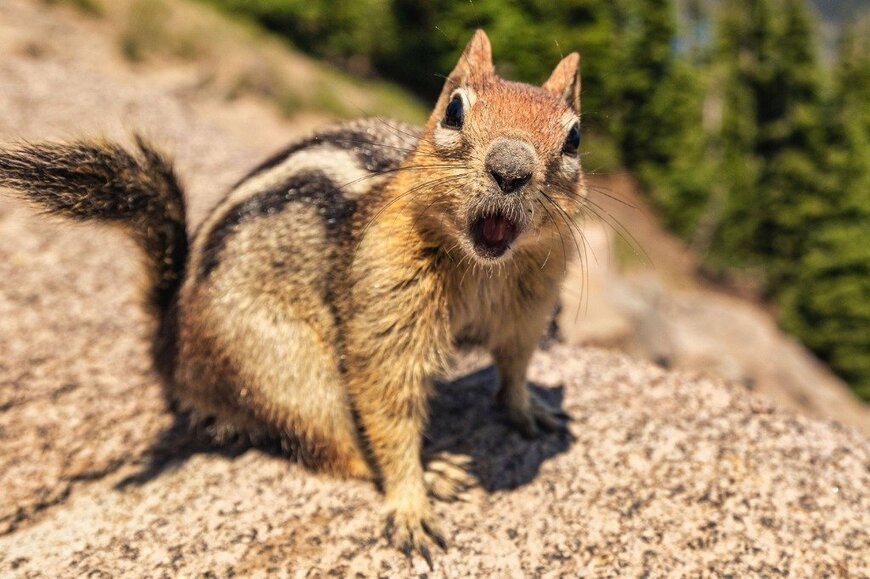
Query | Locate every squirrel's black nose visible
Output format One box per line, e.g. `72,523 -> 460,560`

485,138 -> 535,194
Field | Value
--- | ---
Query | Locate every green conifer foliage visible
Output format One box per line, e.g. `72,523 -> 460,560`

208,0 -> 399,73
713,0 -> 825,271
608,0 -> 712,239
780,26 -> 870,399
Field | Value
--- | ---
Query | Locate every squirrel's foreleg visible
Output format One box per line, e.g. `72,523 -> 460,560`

493,294 -> 570,438
345,236 -> 452,565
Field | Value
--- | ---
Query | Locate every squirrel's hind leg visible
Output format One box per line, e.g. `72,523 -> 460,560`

176,303 -> 372,480
246,318 -> 373,478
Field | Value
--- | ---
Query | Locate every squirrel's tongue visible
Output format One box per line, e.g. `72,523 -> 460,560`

482,215 -> 510,244
470,212 -> 518,258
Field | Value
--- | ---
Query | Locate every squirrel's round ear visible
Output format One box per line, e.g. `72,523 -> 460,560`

543,52 -> 581,111
446,29 -> 494,86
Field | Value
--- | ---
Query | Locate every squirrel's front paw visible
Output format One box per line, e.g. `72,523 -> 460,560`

384,501 -> 447,568
504,390 -> 570,438
424,452 -> 476,502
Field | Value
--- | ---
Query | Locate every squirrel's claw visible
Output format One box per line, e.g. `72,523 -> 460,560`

506,390 -> 571,439
424,452 -> 476,502
385,508 -> 447,569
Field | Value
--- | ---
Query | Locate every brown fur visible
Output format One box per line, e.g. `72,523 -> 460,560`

0,30 -> 585,564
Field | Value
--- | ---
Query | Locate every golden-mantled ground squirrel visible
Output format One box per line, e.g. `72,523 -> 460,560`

0,30 -> 585,563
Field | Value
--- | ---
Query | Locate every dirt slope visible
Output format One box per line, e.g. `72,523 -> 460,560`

1,1 -> 868,576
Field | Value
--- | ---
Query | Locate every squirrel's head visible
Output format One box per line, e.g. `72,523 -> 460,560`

412,29 -> 584,264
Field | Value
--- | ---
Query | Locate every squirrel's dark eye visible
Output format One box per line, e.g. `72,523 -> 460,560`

442,95 -> 464,130
562,122 -> 580,156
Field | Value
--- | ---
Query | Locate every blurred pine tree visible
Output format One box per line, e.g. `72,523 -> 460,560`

780,26 -> 870,399
712,0 -> 826,274
608,0 -> 712,239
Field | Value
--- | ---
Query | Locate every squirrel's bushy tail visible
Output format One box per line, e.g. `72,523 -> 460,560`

0,136 -> 188,312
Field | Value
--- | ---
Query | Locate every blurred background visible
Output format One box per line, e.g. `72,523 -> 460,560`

3,0 -> 868,427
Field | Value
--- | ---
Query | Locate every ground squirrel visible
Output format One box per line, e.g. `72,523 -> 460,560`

0,31 -> 585,563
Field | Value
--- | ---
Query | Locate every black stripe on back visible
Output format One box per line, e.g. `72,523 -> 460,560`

198,170 -> 355,280
230,128 -> 413,190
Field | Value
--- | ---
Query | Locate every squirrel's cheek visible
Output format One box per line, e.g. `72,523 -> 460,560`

557,157 -> 581,179
433,127 -> 464,152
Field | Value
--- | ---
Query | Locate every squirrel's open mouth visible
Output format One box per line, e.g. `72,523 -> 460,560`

470,212 -> 518,259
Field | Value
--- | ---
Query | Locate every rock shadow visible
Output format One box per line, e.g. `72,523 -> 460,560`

426,365 -> 573,492
114,413 -> 250,489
